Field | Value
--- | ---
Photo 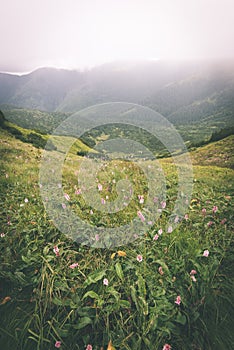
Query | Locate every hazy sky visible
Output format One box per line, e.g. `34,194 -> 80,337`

0,0 -> 233,72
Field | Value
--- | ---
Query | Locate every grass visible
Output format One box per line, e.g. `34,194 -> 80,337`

0,125 -> 233,350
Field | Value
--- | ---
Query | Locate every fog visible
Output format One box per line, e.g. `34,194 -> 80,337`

0,0 -> 234,73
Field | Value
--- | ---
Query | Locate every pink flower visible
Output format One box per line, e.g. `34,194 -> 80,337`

61,203 -> 66,209
202,208 -> 207,215
153,234 -> 159,241
175,295 -> 181,305
207,221 -> 213,227
190,270 -> 197,275
75,189 -> 82,195
53,246 -> 60,257
95,234 -> 100,241
158,266 -> 164,275
69,263 -> 79,269
184,214 -> 189,221
191,275 -> 197,282
163,344 -> 172,350
167,226 -> 173,233
161,201 -> 166,209
203,249 -> 209,257
64,193 -> 70,201
158,228 -> 163,235
153,197 -> 158,203
55,340 -> 61,348
0,233 -> 5,237
98,183 -> 102,191
174,215 -> 179,223
212,205 -> 218,213
137,210 -> 145,222
137,254 -> 143,262
86,345 -> 92,350
221,218 -> 227,225
101,198 -> 106,204
138,195 -> 144,204
103,278 -> 109,286
148,221 -> 153,225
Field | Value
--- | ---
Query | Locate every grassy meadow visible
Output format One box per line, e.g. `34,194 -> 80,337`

0,123 -> 234,350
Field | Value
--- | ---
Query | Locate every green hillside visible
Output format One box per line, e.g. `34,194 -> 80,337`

191,135 -> 234,169
0,121 -> 233,350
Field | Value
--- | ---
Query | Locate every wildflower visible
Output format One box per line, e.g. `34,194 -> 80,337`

202,208 -> 206,215
158,266 -> 164,275
221,218 -> 227,225
174,215 -> 179,223
207,221 -> 213,227
98,183 -> 102,191
117,250 -> 126,257
75,189 -> 82,195
161,201 -> 166,209
64,193 -> 70,201
90,210 -> 93,215
191,275 -> 197,282
137,210 -> 145,222
138,195 -> 144,204
103,278 -> 109,286
175,295 -> 181,305
184,214 -> 189,221
137,254 -> 143,262
5,173 -> 9,178
69,263 -> 79,269
86,345 -> 92,350
153,234 -> 159,241
0,233 -> 5,237
203,249 -> 209,257
111,253 -> 116,259
167,226 -> 173,233
190,270 -> 197,275
101,198 -> 106,204
61,203 -> 66,209
148,221 -> 153,225
158,228 -> 163,235
153,197 -> 158,203
53,246 -> 60,257
95,234 -> 100,241
55,340 -> 61,348
212,205 -> 218,213
58,183 -> 62,188
24,198 -> 28,203
163,344 -> 171,350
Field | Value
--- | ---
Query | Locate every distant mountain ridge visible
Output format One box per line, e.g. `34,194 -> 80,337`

0,61 -> 234,141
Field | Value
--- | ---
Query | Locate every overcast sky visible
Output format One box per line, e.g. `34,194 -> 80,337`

0,0 -> 233,73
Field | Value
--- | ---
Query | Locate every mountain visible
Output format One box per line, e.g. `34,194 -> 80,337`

0,60 -> 234,142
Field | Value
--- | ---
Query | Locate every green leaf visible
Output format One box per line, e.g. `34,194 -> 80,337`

138,296 -> 148,315
82,291 -> 100,300
137,274 -> 146,297
119,300 -> 131,308
73,317 -> 92,330
175,313 -> 187,325
115,262 -> 124,281
83,270 -> 106,287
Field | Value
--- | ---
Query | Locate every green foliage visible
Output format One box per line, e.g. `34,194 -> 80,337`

0,126 -> 234,350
